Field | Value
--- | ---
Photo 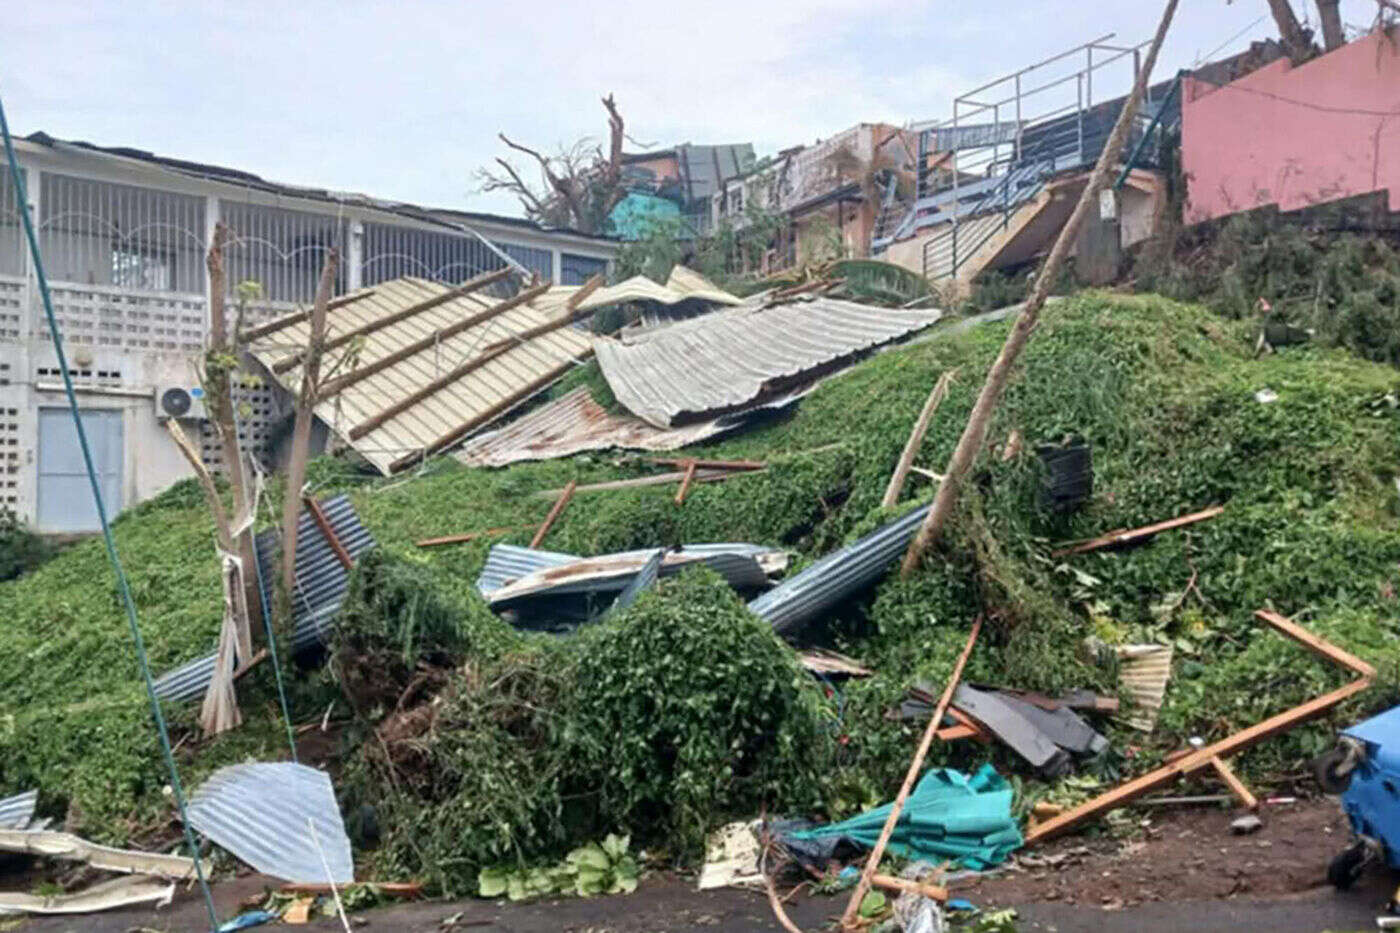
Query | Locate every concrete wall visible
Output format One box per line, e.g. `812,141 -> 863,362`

1182,29 -> 1400,224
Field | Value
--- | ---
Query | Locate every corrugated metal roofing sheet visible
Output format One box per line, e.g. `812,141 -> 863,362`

481,543 -> 788,608
152,495 -> 374,703
750,503 -> 929,637
1117,644 -> 1173,732
249,277 -> 594,474
187,762 -> 352,884
455,387 -> 747,468
0,791 -> 36,831
595,297 -> 942,427
575,266 -> 740,312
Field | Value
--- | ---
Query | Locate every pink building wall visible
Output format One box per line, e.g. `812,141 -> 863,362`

1182,30 -> 1400,224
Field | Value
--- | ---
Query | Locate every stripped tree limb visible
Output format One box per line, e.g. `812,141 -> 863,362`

900,0 -> 1180,577
881,369 -> 957,508
840,617 -> 982,928
280,249 -> 339,624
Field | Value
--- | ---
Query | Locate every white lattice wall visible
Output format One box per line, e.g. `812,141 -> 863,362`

0,278 -> 22,341
39,284 -> 206,352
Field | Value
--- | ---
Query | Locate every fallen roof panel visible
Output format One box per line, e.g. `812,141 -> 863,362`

455,386 -> 799,468
476,542 -> 788,606
0,792 -> 36,831
596,297 -> 942,427
187,762 -> 352,884
249,277 -> 595,474
574,266 -> 741,312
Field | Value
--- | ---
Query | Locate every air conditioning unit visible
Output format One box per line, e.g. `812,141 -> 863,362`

154,385 -> 208,421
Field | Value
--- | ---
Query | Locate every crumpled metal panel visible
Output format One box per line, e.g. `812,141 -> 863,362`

482,543 -> 786,609
750,503 -> 929,637
1117,644 -> 1173,732
0,791 -> 37,830
574,266 -> 741,312
595,298 -> 942,428
187,762 -> 352,884
152,495 -> 374,703
475,544 -> 580,599
603,549 -> 663,618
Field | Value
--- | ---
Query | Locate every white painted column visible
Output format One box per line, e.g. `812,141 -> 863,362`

347,220 -> 364,292
551,248 -> 562,285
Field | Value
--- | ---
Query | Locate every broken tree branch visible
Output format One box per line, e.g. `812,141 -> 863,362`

881,369 -> 957,508
840,617 -> 982,928
1050,505 -> 1224,558
900,0 -> 1180,577
280,248 -> 339,623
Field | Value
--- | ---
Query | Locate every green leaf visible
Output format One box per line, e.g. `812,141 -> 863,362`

505,874 -> 528,902
858,890 -> 886,919
477,866 -> 508,899
566,843 -> 610,871
601,833 -> 629,861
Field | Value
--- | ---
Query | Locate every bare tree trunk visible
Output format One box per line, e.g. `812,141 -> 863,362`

1315,0 -> 1345,51
899,0 -> 1181,578
204,223 -> 257,661
1268,0 -> 1316,63
165,420 -> 246,735
279,250 -> 340,620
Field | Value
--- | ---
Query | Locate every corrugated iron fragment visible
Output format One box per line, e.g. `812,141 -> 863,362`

603,549 -> 663,618
484,543 -> 788,609
152,495 -> 374,703
750,503 -> 929,637
1117,644 -> 1173,732
188,762 -> 352,884
595,297 -> 942,428
0,791 -> 37,831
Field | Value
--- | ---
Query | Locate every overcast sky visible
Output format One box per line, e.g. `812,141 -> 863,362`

0,1 -> 1381,217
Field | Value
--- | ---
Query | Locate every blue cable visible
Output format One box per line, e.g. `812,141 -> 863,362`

0,95 -> 220,930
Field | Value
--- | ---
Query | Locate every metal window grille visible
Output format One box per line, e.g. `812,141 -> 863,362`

500,242 -> 553,281
361,222 -> 506,286
560,253 -> 608,285
0,169 -> 23,278
38,172 -> 205,294
220,201 -> 347,304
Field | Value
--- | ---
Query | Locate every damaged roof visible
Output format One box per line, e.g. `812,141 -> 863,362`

248,275 -> 594,474
595,297 -> 943,428
575,265 -> 741,312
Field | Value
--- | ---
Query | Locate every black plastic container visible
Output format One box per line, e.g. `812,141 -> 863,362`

1037,440 -> 1093,513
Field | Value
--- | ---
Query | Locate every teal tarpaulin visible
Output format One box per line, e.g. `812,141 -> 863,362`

787,764 -> 1022,869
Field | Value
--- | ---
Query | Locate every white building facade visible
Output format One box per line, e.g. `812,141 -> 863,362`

1,134 -> 616,532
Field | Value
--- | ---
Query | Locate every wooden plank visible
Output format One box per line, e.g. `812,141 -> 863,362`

414,526 -> 519,548
530,481 -> 576,548
1209,755 -> 1258,810
534,468 -> 753,497
272,268 -> 512,373
1255,609 -> 1376,678
1051,505 -> 1225,558
303,496 -> 354,571
386,354 -> 586,473
881,369 -> 956,508
316,280 -> 552,399
841,619 -> 981,927
674,459 -> 699,505
646,457 -> 766,471
238,288 -> 373,344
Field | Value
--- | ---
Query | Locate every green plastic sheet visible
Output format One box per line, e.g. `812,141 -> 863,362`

787,764 -> 1022,869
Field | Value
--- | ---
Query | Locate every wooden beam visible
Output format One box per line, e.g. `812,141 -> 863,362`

841,618 -> 981,927
239,288 -> 373,344
1051,505 -> 1225,558
530,481 -> 576,547
1255,609 -> 1376,678
1209,755 -> 1257,810
674,459 -> 698,505
869,874 -> 948,902
303,495 -> 354,571
386,353 -> 586,473
414,526 -> 520,548
882,369 -> 957,508
534,468 -> 756,497
645,457 -> 766,471
1025,612 -> 1372,845
272,268 -> 512,374
316,280 -> 552,399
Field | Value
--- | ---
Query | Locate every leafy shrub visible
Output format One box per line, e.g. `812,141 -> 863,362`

571,569 -> 833,855
0,507 -> 50,582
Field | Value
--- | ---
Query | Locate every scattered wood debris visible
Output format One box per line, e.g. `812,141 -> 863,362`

1051,505 -> 1225,558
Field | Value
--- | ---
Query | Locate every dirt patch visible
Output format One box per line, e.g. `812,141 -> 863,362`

955,797 -> 1349,910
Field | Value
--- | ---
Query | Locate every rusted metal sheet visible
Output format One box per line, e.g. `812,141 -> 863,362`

248,277 -> 595,474
187,762 -> 352,884
456,388 -> 743,468
595,297 -> 942,428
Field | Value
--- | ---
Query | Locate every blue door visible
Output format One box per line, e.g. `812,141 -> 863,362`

37,408 -> 123,533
